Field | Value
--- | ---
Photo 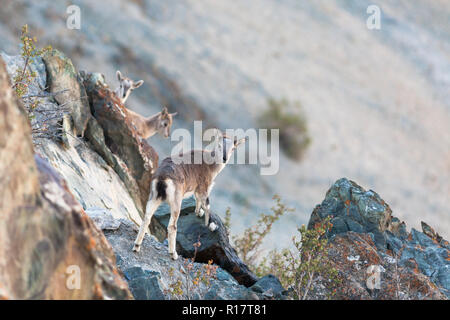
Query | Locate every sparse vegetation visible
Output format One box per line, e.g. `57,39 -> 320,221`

231,195 -> 293,268
13,24 -> 52,101
229,196 -> 340,300
166,239 -> 218,300
255,216 -> 341,299
11,25 -> 72,143
259,98 -> 311,161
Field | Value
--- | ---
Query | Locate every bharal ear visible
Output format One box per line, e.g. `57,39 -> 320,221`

133,80 -> 144,88
170,112 -> 178,117
116,70 -> 122,81
235,137 -> 246,147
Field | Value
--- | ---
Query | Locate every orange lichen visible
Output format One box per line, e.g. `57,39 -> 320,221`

93,283 -> 103,300
85,236 -> 97,251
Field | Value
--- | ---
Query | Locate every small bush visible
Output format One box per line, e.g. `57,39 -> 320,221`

255,216 -> 341,299
13,24 -> 52,100
11,25 -> 75,143
229,197 -> 340,300
259,98 -> 311,161
166,240 -> 218,300
231,195 -> 293,268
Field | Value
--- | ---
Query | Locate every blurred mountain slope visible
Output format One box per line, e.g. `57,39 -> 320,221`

0,0 -> 448,249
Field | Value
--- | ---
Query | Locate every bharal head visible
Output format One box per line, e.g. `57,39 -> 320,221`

157,107 -> 178,138
220,132 -> 246,164
116,70 -> 144,104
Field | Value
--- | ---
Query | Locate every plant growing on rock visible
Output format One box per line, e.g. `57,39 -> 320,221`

166,240 -> 218,300
12,24 -> 52,99
9,25 -> 71,143
231,195 -> 293,268
256,216 -> 341,300
229,196 -> 340,299
259,98 -> 311,161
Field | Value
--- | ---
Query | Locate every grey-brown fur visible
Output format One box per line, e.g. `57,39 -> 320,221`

133,133 -> 245,260
114,71 -> 177,139
126,107 -> 177,139
114,70 -> 144,104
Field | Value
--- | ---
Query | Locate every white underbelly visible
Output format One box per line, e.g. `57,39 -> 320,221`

183,191 -> 194,199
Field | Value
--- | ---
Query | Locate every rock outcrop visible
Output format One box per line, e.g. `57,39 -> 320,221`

250,275 -> 287,299
309,178 -> 449,299
101,216 -> 260,300
1,48 -> 263,300
0,59 -> 132,299
150,197 -> 259,287
82,72 -> 158,214
0,52 -> 144,226
42,49 -> 91,138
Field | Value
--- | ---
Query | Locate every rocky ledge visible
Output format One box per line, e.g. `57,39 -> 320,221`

98,214 -> 284,300
309,178 -> 449,299
0,59 -> 132,299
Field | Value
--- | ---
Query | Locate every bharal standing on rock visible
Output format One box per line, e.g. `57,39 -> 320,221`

133,132 -> 246,260
114,70 -> 177,139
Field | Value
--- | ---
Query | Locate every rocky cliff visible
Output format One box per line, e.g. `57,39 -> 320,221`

0,50 -> 267,300
1,0 -> 449,249
0,49 -> 448,300
309,178 -> 449,299
0,58 -> 132,300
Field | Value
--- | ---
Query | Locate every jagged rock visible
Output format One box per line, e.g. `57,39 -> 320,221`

85,207 -> 121,231
204,283 -> 260,300
42,49 -> 91,138
123,267 -> 165,300
103,217 -> 260,300
82,116 -> 145,221
150,197 -> 259,287
0,52 -> 67,144
250,275 -> 287,299
308,178 -> 392,250
0,60 -> 132,299
309,178 -> 449,299
0,52 -> 144,226
421,221 -> 446,246
326,232 -> 446,300
82,72 -> 158,214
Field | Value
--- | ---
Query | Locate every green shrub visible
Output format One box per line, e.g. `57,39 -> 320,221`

259,98 -> 311,160
255,216 -> 341,299
166,240 -> 218,300
230,195 -> 293,268
229,197 -> 340,300
13,24 -> 52,100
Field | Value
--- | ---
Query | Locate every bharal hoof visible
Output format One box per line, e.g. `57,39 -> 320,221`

171,251 -> 179,260
197,208 -> 205,217
132,244 -> 141,252
208,222 -> 217,232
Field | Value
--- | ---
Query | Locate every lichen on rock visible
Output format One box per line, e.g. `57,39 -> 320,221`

0,59 -> 132,299
308,178 -> 449,299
